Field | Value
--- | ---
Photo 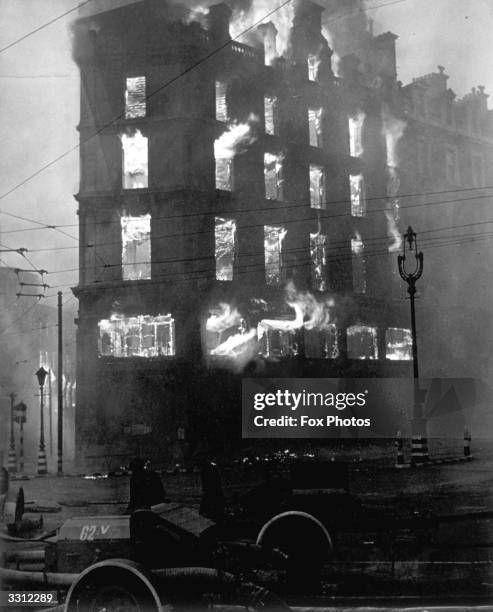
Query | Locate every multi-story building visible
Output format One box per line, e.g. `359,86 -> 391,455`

398,67 -> 493,378
72,0 -> 417,468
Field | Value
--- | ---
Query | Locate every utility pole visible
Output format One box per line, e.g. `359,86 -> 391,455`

397,226 -> 426,466
57,291 -> 63,475
8,392 -> 16,473
48,368 -> 53,457
18,404 -> 26,474
14,402 -> 27,475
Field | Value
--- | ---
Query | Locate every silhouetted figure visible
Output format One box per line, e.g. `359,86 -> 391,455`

199,460 -> 225,521
127,457 -> 166,512
143,459 -> 167,507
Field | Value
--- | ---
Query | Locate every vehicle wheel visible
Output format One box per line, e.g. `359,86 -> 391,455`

65,560 -> 162,612
256,511 -> 333,591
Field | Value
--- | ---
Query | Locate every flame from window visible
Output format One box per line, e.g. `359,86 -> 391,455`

215,217 -> 236,281
347,324 -> 378,360
206,303 -> 242,333
310,164 -> 325,209
121,129 -> 148,189
350,173 -> 365,217
386,327 -> 412,360
308,54 -> 321,81
349,111 -> 365,158
205,283 -> 336,365
264,152 -> 284,200
99,314 -> 175,358
264,224 -> 286,285
308,108 -> 323,147
215,80 -> 228,122
310,232 -> 328,292
125,76 -> 146,119
121,214 -> 151,281
215,114 -> 258,160
351,232 -> 366,294
264,96 -> 278,135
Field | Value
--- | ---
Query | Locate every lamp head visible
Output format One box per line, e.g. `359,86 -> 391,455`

35,366 -> 48,388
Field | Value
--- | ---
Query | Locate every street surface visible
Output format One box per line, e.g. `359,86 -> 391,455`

4,443 -> 493,606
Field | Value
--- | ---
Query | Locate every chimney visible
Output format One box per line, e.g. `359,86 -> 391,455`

258,22 -> 278,64
368,32 -> 398,80
290,0 -> 324,63
208,3 -> 232,47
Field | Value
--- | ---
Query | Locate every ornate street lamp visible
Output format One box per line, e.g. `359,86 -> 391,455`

36,367 -> 48,476
7,392 -> 17,474
397,226 -> 427,465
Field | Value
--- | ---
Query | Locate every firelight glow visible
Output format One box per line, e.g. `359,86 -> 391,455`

229,0 -> 295,65
121,129 -> 148,189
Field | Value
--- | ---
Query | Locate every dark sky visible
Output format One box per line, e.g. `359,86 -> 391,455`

0,0 -> 491,312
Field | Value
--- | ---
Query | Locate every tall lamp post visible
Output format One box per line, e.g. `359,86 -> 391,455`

36,367 -> 48,476
8,392 -> 17,473
397,226 -> 427,465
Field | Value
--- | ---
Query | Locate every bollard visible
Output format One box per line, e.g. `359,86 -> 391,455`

394,431 -> 408,468
464,427 -> 472,460
7,448 -> 17,475
411,435 -> 429,466
37,448 -> 48,476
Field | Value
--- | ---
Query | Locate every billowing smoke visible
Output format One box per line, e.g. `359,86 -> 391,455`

381,103 -> 406,253
320,0 -> 370,74
228,0 -> 295,60
382,103 -> 406,169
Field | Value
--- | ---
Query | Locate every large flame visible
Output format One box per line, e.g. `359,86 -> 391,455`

206,303 -> 242,333
214,113 -> 259,160
258,282 -> 333,338
349,111 -> 365,158
206,283 -> 335,368
229,0 -> 295,64
120,129 -> 148,189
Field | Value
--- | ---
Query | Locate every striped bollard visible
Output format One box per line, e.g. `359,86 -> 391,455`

7,447 -> 17,474
37,448 -> 48,476
464,427 -> 472,460
411,434 -> 429,466
394,431 -> 407,468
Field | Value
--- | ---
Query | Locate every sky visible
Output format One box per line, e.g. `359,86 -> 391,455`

0,0 -> 492,313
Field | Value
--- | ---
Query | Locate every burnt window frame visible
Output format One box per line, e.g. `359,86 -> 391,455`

124,75 -> 147,119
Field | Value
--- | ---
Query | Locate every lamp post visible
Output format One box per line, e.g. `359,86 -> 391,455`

36,367 -> 48,476
7,392 -> 17,473
397,226 -> 427,465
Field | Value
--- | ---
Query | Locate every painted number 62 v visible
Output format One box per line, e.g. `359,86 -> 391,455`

79,525 -> 97,540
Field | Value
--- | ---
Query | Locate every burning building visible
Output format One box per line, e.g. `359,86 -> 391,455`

72,0 -> 415,468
